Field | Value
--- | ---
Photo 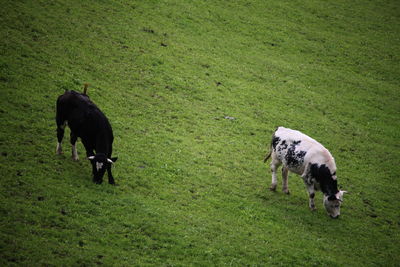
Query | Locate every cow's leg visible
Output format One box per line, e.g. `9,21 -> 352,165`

70,132 -> 79,161
269,153 -> 281,191
81,140 -> 98,183
304,182 -> 316,210
107,166 -> 115,185
81,140 -> 94,159
282,166 -> 290,194
301,165 -> 316,210
106,145 -> 115,185
56,121 -> 66,154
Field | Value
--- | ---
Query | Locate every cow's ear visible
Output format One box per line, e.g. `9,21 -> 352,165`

337,190 -> 347,201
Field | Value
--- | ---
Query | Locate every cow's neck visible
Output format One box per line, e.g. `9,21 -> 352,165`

319,180 -> 338,197
94,131 -> 109,155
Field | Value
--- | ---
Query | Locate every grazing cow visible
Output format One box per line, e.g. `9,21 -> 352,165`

264,127 -> 346,218
56,84 -> 117,184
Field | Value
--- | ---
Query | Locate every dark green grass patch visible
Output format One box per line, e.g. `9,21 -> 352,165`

1,0 -> 399,266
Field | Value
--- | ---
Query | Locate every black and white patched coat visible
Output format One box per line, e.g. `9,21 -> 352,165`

264,127 -> 346,218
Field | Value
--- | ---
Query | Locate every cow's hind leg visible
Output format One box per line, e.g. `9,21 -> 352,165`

56,121 -> 66,154
70,132 -> 79,161
282,166 -> 290,194
269,153 -> 281,191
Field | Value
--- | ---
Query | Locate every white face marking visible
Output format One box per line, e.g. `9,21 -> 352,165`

96,162 -> 104,171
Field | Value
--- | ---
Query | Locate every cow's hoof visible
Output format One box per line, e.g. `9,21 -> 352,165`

72,156 -> 79,161
310,206 -> 316,211
56,144 -> 63,155
283,189 -> 290,195
93,179 -> 103,184
269,185 -> 277,192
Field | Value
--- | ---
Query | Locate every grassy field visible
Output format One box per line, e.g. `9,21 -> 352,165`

1,0 -> 399,266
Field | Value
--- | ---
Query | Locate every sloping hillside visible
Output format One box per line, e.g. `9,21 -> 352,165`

1,0 -> 399,265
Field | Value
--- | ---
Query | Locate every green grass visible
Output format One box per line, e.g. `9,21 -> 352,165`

1,0 -> 399,266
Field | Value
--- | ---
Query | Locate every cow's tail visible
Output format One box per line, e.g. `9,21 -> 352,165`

264,128 -> 278,163
263,149 -> 272,163
83,83 -> 89,95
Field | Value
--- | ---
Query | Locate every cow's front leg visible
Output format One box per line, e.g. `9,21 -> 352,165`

107,166 -> 115,185
302,167 -> 315,210
282,166 -> 290,194
87,155 -> 99,184
82,141 -> 98,183
304,183 -> 316,211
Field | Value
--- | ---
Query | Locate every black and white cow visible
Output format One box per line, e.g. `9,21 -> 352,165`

56,84 -> 117,184
264,127 -> 346,218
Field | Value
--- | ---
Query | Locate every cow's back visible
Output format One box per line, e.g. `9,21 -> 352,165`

57,91 -> 91,116
56,90 -> 112,139
274,127 -> 335,174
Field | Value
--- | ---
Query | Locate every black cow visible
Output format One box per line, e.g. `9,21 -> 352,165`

56,84 -> 117,184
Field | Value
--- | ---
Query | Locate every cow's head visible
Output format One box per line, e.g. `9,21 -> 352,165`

323,190 -> 346,219
310,163 -> 346,218
88,153 -> 118,184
